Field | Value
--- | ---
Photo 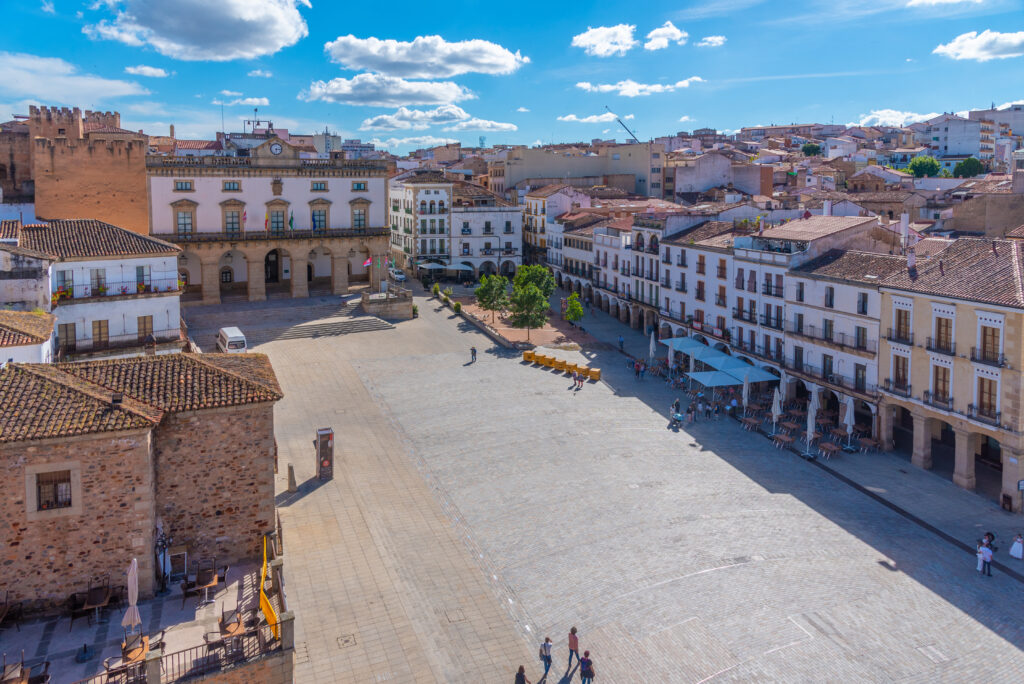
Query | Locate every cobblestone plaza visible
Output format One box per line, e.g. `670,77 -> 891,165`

186,294 -> 1024,682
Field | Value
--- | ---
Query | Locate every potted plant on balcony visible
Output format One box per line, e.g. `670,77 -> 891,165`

96,285 -> 107,296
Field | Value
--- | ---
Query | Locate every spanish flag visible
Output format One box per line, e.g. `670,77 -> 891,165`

264,212 -> 269,231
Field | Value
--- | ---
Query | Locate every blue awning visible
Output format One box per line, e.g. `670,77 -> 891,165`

685,371 -> 743,388
724,365 -> 779,383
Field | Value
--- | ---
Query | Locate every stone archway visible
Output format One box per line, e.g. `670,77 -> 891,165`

619,302 -> 630,324
500,260 -> 517,277
583,283 -> 593,304
218,249 -> 248,295
480,260 -> 498,276
659,321 -> 672,339
609,298 -> 619,319
643,308 -> 656,334
630,306 -> 643,330
556,271 -> 563,287
308,245 -> 333,294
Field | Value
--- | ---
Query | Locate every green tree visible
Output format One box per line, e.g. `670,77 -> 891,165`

474,274 -> 509,323
513,264 -> 556,300
953,157 -> 984,178
565,292 -> 584,327
906,156 -> 940,178
509,283 -> 548,341
801,143 -> 821,157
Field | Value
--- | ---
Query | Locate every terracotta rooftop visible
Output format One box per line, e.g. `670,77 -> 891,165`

175,139 -> 222,151
0,220 -> 18,240
881,238 -> 1024,308
662,221 -> 738,247
1005,224 -> 1024,239
0,310 -> 55,348
791,249 -> 907,285
0,353 -> 282,443
525,184 -> 571,198
12,219 -> 179,260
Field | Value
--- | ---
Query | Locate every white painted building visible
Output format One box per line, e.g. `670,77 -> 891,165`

0,310 -> 55,363
4,219 -> 181,356
524,184 -> 593,264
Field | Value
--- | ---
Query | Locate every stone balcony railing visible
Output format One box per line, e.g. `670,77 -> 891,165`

163,227 -> 389,243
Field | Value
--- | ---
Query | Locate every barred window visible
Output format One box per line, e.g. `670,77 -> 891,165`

37,471 -> 72,510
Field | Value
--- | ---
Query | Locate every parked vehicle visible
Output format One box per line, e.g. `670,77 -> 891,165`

216,327 -> 247,353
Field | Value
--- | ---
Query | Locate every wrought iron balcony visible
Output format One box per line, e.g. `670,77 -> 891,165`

967,403 -> 1001,426
926,337 -> 956,356
732,308 -> 756,323
970,347 -> 1006,367
675,281 -> 687,293
886,328 -> 914,345
923,390 -> 954,411
762,283 -> 783,298
882,378 -> 912,397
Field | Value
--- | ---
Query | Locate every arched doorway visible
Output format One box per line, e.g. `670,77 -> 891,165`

583,283 -> 593,304
609,299 -> 619,319
619,302 -> 630,324
265,249 -> 281,283
643,308 -> 656,334
659,321 -> 672,339
500,260 -> 516,277
556,271 -> 563,287
219,249 -> 247,295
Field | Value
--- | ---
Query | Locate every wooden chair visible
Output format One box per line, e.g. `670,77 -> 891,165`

66,591 -> 91,631
180,579 -> 202,608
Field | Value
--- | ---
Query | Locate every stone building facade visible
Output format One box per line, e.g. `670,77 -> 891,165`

0,353 -> 282,610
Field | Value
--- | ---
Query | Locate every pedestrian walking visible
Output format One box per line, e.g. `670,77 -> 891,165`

634,361 -> 640,379
515,664 -> 531,684
976,542 -> 984,574
687,403 -> 695,423
695,399 -> 703,422
639,362 -> 646,380
713,402 -> 721,420
579,651 -> 595,684
470,346 -> 477,363
618,335 -> 624,351
730,397 -> 738,416
1010,533 -> 1023,560
704,402 -> 712,420
671,398 -> 681,414
578,372 -> 585,389
539,637 -> 552,677
567,627 -> 579,669
571,369 -> 579,388
980,540 -> 993,577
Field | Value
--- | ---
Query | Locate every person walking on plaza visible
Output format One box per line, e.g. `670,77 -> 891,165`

713,402 -> 721,420
539,637 -> 552,678
515,664 -> 531,684
639,361 -> 646,380
704,402 -> 712,420
618,335 -> 624,352
671,397 -> 681,415
976,542 -> 984,573
1011,533 -> 1023,561
470,346 -> 477,363
567,627 -> 580,669
980,540 -> 993,577
578,371 -> 585,390
579,651 -> 595,684
634,360 -> 640,379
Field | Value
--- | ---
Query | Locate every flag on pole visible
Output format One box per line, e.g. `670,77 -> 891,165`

242,210 -> 247,227
288,211 -> 294,231
362,257 -> 372,267
264,212 -> 269,232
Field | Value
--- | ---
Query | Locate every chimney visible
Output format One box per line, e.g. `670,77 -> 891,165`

110,392 -> 123,410
169,124 -> 175,139
823,200 -> 832,217
900,213 -> 909,249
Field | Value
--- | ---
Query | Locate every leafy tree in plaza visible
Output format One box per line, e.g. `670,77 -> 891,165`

953,157 -> 984,178
509,283 -> 548,341
801,143 -> 821,156
906,156 -> 941,178
513,264 -> 556,300
565,292 -> 584,327
474,274 -> 509,323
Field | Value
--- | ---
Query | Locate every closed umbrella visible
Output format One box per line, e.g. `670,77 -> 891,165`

770,387 -> 783,435
804,390 -> 820,457
843,394 -> 857,447
741,377 -> 751,415
649,331 -> 657,360
122,558 -> 141,634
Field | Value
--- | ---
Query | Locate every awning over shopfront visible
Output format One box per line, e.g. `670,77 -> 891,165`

685,371 -> 743,388
417,262 -> 444,269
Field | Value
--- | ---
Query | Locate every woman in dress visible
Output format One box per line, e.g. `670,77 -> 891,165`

1011,533 -> 1023,561
579,651 -> 595,684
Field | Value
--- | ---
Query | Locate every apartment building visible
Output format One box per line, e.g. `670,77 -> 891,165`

877,238 -> 1024,512
389,169 -> 522,278
523,184 -> 592,264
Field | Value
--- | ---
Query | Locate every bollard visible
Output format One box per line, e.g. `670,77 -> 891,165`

287,463 -> 297,493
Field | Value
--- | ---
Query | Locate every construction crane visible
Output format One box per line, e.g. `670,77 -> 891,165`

605,105 -> 641,143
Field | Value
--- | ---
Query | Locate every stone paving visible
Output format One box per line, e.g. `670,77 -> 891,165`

184,293 -> 1024,683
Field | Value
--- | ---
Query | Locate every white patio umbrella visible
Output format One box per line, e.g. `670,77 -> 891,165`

649,331 -> 657,360
741,376 -> 751,415
804,389 -> 820,458
770,387 -> 783,435
843,394 -> 857,447
122,558 -> 141,634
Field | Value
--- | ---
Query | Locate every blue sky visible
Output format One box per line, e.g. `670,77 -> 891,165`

3,0 -> 1023,152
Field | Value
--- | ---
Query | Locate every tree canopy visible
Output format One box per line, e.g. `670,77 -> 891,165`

513,265 -> 556,300
953,157 -> 984,178
801,143 -> 821,157
509,283 -> 548,341
474,274 -> 509,323
906,156 -> 941,178
565,292 -> 584,326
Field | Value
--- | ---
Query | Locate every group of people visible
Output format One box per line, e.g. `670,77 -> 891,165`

975,532 -> 1024,576
669,391 -> 739,427
631,359 -> 648,380
570,369 -> 586,390
516,627 -> 596,683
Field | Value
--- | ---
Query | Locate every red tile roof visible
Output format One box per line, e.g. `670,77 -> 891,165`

12,219 -> 179,259
174,139 -> 222,150
0,353 -> 282,443
0,310 -> 55,347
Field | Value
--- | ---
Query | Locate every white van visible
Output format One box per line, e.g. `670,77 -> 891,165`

216,327 -> 247,353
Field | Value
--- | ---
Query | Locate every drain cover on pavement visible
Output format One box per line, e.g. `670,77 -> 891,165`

338,633 -> 358,649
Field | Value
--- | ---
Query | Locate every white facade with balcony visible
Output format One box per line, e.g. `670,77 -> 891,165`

388,180 -> 452,272
451,206 -> 522,277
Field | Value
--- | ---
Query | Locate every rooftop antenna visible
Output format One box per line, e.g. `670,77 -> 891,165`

605,105 -> 641,144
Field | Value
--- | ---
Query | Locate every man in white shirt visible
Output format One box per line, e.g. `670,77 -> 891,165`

980,541 -> 993,577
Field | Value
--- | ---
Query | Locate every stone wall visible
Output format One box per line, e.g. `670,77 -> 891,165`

193,650 -> 294,684
33,137 -> 150,234
0,126 -> 32,198
0,430 -> 156,610
153,403 -> 277,565
360,291 -> 413,320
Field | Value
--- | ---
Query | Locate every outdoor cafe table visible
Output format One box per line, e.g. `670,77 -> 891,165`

830,427 -> 849,441
1,664 -> 27,684
740,417 -> 760,431
788,409 -> 807,417
773,434 -> 795,449
819,442 -> 841,460
816,417 -> 833,428
858,437 -> 880,452
779,421 -> 800,433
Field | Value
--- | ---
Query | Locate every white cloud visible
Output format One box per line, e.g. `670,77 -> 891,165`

644,21 -> 688,50
360,104 -> 470,130
907,0 -> 982,5
624,114 -> 635,120
324,34 -> 528,79
125,64 -> 169,77
853,109 -> 939,127
220,90 -> 242,97
558,112 -> 620,123
83,0 -> 311,61
302,73 -> 474,107
214,95 -> 269,106
516,106 -> 530,112
679,115 -> 694,122
248,69 -> 273,78
41,0 -> 55,14
576,77 -> 703,97
531,139 -> 542,146
933,30 -> 1024,61
997,99 -> 1024,109
571,25 -> 637,57
697,35 -> 727,47
444,118 -> 517,132
120,100 -> 334,139
369,135 -> 458,150
0,52 -> 148,103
